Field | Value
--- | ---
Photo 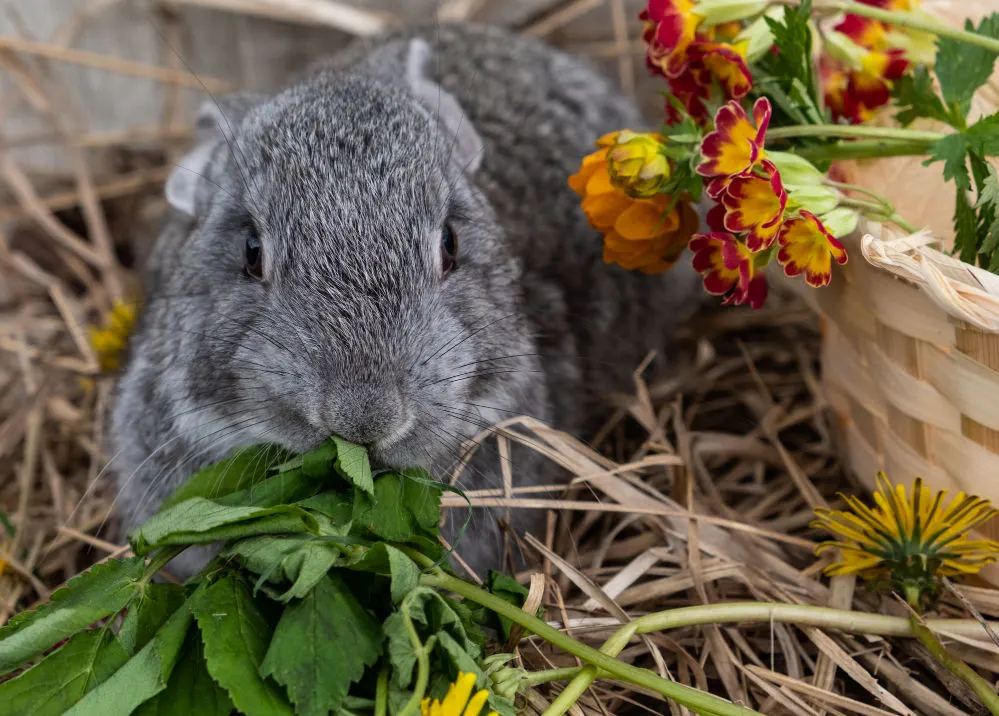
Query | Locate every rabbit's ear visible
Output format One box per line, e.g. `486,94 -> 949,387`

166,95 -> 260,216
403,38 -> 484,174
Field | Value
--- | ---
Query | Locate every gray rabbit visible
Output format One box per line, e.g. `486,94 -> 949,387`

111,23 -> 703,578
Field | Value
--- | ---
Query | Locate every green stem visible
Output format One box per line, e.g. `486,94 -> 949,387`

397,592 -> 433,716
911,615 -> 999,715
375,663 -> 389,716
819,0 -> 999,54
420,572 -> 764,716
520,666 -> 588,687
767,125 -> 944,142
140,546 -> 186,583
794,139 -> 935,163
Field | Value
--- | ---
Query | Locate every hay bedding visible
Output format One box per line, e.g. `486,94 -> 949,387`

1,1 -> 999,714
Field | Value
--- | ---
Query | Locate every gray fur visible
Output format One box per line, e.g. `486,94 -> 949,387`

111,23 -> 703,578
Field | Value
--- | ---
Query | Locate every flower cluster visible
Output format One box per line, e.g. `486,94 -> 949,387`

640,0 -> 759,121
813,472 -> 999,607
819,0 -> 926,123
691,98 -> 848,306
570,131 -> 696,274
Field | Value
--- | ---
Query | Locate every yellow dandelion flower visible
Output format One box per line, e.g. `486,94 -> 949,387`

88,299 -> 138,373
421,672 -> 498,716
812,472 -> 999,605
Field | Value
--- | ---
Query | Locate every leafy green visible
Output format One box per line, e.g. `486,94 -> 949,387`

955,186 -> 979,265
893,66 -> 954,127
130,499 -> 318,555
352,471 -> 442,542
260,574 -> 383,716
223,535 -> 344,601
217,469 -> 321,508
118,583 -> 185,656
132,628 -> 232,716
0,557 -> 144,675
161,445 -> 290,509
926,133 -> 971,191
352,543 -> 420,604
756,1 -> 817,110
485,571 -> 532,642
0,628 -> 127,716
192,575 -> 293,716
332,436 -> 374,495
934,13 -> 999,118
298,488 -> 354,525
62,599 -> 194,716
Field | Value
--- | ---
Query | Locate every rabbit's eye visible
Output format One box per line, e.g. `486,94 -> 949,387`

441,223 -> 457,274
244,225 -> 263,279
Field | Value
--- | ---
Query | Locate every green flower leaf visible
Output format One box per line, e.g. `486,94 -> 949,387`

934,13 -> 999,118
62,597 -> 194,716
925,133 -> 971,191
0,628 -> 127,716
192,575 -> 293,716
0,557 -> 145,675
260,574 -> 383,716
132,628 -> 232,716
161,445 -> 291,509
130,499 -> 318,555
216,469 -> 322,509
332,436 -> 374,495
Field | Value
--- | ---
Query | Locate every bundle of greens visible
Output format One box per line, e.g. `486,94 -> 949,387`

0,438 -> 524,716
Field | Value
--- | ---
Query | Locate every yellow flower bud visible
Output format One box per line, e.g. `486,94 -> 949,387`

607,131 -> 672,199
787,185 -> 842,216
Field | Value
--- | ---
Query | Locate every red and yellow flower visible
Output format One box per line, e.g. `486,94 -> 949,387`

777,210 -> 848,288
721,159 -> 787,251
697,97 -> 771,194
569,132 -> 692,274
690,232 -> 768,308
641,0 -> 756,122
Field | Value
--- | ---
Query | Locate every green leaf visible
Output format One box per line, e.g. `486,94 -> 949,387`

192,575 -> 294,716
485,571 -> 532,642
955,185 -> 979,265
62,599 -> 194,716
925,133 -> 971,191
756,1 -> 817,109
978,162 -> 999,209
118,583 -> 186,656
351,543 -> 420,604
130,499 -> 318,555
132,628 -> 232,716
964,112 -> 999,157
223,535 -> 344,602
353,471 -> 442,542
935,13 -> 999,118
893,66 -> 953,127
0,557 -> 145,675
332,436 -> 374,495
0,629 -> 127,716
298,489 -> 354,526
161,445 -> 290,509
217,469 -> 322,509
431,633 -> 515,716
260,574 -> 383,716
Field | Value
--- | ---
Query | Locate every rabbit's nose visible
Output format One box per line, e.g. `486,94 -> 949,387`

329,387 -> 407,447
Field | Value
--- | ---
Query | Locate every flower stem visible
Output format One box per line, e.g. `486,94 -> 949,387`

419,572 -> 765,716
910,614 -> 999,715
375,664 -> 389,716
397,592 -> 433,716
819,0 -> 999,54
767,125 -> 945,142
836,197 -> 921,234
520,666 -> 588,687
794,139 -> 935,163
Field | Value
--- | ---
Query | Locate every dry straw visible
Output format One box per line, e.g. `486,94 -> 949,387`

3,0 -> 999,714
